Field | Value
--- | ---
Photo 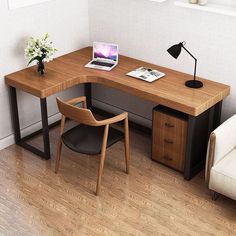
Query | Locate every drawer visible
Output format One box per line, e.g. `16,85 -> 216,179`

153,145 -> 185,171
152,107 -> 188,172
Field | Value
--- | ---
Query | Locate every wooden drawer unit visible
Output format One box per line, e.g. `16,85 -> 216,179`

152,106 -> 188,172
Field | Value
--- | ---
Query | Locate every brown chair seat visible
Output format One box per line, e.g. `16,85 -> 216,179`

62,124 -> 124,155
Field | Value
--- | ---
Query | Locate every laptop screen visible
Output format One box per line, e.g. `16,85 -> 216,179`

93,42 -> 118,62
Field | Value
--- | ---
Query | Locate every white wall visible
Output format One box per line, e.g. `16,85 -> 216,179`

0,0 -> 89,149
89,0 -> 236,125
1,0 -> 236,149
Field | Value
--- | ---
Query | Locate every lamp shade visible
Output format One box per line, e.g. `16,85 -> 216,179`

167,43 -> 182,59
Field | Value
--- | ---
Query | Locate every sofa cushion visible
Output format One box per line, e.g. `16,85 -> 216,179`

209,148 -> 236,200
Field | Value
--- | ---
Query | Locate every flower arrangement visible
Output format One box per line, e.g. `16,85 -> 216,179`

25,33 -> 57,75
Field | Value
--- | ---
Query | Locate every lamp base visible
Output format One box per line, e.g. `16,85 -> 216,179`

185,80 -> 203,89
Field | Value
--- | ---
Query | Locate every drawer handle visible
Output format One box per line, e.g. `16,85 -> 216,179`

164,155 -> 172,161
164,139 -> 174,144
165,122 -> 174,128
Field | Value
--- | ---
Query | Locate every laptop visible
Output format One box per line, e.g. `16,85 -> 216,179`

85,42 -> 119,71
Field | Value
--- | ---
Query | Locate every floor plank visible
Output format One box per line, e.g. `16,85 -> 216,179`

0,123 -> 236,236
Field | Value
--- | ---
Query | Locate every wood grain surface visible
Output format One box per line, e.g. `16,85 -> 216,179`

152,110 -> 187,172
5,47 -> 230,116
0,123 -> 236,235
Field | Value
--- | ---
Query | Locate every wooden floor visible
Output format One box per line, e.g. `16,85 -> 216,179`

0,123 -> 236,236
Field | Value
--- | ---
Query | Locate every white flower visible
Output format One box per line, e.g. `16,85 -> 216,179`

25,33 -> 57,65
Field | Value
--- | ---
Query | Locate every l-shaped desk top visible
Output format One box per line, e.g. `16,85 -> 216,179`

5,47 -> 230,116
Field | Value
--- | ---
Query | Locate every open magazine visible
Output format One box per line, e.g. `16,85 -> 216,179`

126,67 -> 165,83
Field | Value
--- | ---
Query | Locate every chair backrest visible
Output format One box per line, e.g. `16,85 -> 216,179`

56,98 -> 98,126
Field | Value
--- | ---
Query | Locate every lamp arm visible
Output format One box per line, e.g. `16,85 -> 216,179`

182,45 -> 197,81
193,58 -> 197,82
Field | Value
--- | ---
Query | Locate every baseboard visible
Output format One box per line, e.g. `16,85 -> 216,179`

92,99 -> 152,128
0,113 -> 61,150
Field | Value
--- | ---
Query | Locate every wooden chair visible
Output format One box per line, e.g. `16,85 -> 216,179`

55,96 -> 130,195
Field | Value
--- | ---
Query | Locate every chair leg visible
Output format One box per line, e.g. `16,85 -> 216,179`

55,139 -> 63,174
212,191 -> 220,201
55,115 -> 66,174
124,117 -> 130,174
96,125 -> 109,196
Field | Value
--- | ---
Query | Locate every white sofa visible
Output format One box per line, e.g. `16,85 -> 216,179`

205,114 -> 236,200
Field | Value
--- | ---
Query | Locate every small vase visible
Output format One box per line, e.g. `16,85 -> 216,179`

189,0 -> 198,3
37,60 -> 45,76
198,0 -> 207,5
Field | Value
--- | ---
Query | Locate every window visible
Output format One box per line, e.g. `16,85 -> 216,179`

8,0 -> 51,9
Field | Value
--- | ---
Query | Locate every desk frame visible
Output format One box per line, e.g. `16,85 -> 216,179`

9,82 -> 149,160
9,83 -> 92,160
5,47 -> 229,180
10,83 -> 222,180
10,87 -> 50,159
9,82 -> 222,180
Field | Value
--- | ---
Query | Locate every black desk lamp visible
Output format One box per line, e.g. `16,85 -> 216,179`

167,42 -> 203,89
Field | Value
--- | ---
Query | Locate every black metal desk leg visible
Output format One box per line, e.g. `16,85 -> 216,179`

207,106 -> 215,139
85,83 -> 92,108
40,98 -> 51,160
184,116 -> 196,180
9,86 -> 51,160
213,101 -> 222,129
184,102 -> 223,180
9,86 -> 21,143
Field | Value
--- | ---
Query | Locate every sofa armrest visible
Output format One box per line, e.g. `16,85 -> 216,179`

213,114 -> 236,165
205,114 -> 236,184
205,133 -> 216,185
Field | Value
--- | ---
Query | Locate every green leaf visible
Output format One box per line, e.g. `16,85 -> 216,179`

45,33 -> 49,40
28,56 -> 41,66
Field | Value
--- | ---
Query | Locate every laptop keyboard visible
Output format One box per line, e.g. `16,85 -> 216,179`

91,61 -> 115,67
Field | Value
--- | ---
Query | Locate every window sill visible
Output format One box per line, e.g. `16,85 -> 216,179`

175,0 -> 236,17
149,0 -> 167,3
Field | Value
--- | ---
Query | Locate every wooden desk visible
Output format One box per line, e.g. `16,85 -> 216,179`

5,47 -> 230,179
